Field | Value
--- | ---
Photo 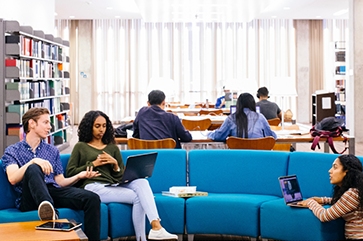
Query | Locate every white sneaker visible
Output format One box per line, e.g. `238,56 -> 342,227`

148,228 -> 178,240
38,201 -> 58,221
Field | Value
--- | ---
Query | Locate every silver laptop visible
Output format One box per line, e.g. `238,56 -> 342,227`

278,175 -> 307,208
109,152 -> 157,186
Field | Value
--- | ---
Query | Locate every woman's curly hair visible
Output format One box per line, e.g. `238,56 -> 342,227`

78,110 -> 115,144
332,154 -> 363,211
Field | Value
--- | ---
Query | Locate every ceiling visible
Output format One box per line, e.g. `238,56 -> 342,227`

55,0 -> 349,22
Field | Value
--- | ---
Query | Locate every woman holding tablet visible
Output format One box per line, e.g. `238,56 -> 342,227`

207,93 -> 276,141
66,110 -> 177,241
299,154 -> 363,239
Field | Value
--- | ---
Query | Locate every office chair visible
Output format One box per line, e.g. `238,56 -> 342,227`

127,138 -> 176,149
226,136 -> 276,150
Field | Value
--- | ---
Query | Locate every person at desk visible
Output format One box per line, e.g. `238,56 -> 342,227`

256,87 -> 282,120
67,110 -> 178,241
1,107 -> 101,240
298,154 -> 363,240
133,90 -> 192,148
207,93 -> 277,141
215,86 -> 230,108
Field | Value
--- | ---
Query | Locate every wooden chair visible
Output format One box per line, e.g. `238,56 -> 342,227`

270,124 -> 299,151
127,138 -> 176,149
226,136 -> 276,150
199,109 -> 223,116
268,118 -> 281,126
181,119 -> 212,131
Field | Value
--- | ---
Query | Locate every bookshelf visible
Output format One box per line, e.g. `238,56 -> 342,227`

334,41 -> 346,125
0,19 -> 71,155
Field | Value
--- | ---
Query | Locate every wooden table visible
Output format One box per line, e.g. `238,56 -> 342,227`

115,132 -> 355,155
0,219 -> 87,241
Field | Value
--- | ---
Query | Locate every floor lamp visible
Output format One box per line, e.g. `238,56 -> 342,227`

270,78 -> 298,131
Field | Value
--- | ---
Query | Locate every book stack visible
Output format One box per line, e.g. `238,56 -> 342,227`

162,186 -> 208,198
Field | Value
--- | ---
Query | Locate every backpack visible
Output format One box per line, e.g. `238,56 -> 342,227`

310,117 -> 348,154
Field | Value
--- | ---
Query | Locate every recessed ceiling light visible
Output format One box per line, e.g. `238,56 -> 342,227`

69,16 -> 75,19
107,7 -> 113,10
316,16 -> 322,18
272,16 -> 277,18
54,12 -> 58,16
283,7 -> 290,10
115,16 -> 121,18
334,9 -> 349,16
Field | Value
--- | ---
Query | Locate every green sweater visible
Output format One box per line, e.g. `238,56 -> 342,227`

66,142 -> 125,188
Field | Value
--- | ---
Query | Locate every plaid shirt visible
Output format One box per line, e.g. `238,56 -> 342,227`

1,140 -> 63,208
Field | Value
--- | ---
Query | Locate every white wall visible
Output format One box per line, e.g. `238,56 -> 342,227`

0,0 -> 55,34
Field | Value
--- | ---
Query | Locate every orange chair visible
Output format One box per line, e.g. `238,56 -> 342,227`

127,138 -> 176,149
181,119 -> 212,131
268,118 -> 281,126
199,109 -> 223,116
226,136 -> 276,150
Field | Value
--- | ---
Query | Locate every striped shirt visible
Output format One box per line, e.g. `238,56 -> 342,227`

307,188 -> 363,239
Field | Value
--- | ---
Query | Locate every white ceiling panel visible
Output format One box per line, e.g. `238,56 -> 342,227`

55,0 -> 349,21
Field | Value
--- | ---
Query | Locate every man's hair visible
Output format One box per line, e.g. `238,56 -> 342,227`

148,90 -> 166,105
22,107 -> 50,134
257,87 -> 269,98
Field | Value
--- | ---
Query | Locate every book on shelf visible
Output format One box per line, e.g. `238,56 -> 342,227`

6,124 -> 24,141
7,104 -> 29,122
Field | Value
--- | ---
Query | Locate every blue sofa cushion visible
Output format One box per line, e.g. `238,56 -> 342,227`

108,194 -> 185,238
120,149 -> 187,193
260,198 -> 345,240
188,150 -> 289,196
0,161 -> 17,209
186,193 -> 280,237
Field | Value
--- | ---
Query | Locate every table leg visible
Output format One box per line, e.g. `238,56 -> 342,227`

349,137 -> 355,155
324,142 -> 330,153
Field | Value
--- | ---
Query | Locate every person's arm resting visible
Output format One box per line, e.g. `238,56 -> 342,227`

307,189 -> 359,222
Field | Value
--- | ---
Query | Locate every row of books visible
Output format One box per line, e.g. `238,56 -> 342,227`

335,91 -> 345,101
45,128 -> 70,146
5,80 -> 68,100
5,59 -> 63,79
336,103 -> 346,116
7,99 -> 69,123
5,35 -> 64,61
335,51 -> 345,62
6,124 -> 24,141
336,79 -> 345,88
335,66 -> 346,75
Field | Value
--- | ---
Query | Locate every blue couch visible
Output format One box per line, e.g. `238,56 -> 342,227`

0,149 -> 187,241
185,150 -> 363,241
1,149 -> 361,240
0,156 -> 109,240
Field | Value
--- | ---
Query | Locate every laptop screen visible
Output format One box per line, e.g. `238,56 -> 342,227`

230,105 -> 237,115
279,175 -> 303,203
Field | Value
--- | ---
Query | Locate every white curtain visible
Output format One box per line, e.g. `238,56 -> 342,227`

91,19 -> 296,122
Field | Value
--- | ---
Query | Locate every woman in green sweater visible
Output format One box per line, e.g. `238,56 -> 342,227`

66,110 -> 177,241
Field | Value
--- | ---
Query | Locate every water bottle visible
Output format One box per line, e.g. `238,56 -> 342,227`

206,99 -> 209,108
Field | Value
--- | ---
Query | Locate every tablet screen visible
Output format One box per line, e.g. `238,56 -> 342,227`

36,221 -> 82,231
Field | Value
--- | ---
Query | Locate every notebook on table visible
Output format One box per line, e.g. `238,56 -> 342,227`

107,152 -> 158,186
278,175 -> 307,208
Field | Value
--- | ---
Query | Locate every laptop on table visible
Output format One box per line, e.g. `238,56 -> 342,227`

107,152 -> 158,186
278,175 -> 307,208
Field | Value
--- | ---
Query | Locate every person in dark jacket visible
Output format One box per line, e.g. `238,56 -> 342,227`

133,90 -> 192,148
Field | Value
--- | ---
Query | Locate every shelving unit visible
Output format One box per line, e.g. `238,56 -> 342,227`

334,41 -> 346,125
311,92 -> 336,126
0,19 -> 71,155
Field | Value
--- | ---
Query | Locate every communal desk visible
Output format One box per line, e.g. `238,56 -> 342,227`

115,132 -> 355,155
